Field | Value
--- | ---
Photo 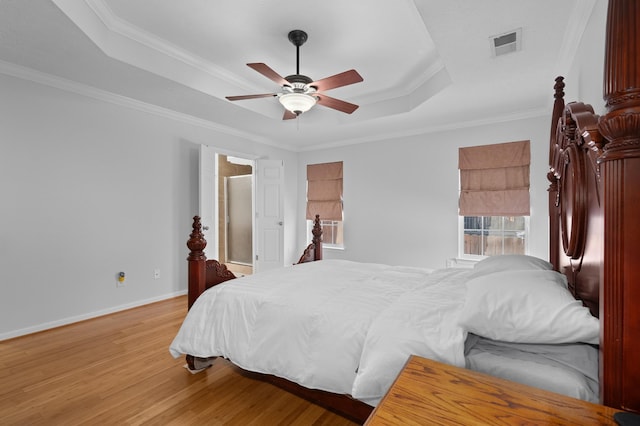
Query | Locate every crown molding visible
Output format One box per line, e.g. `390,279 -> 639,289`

0,59 -> 288,149
51,0 -> 260,98
298,107 -> 549,152
0,58 -> 551,153
549,0 -> 598,107
52,0 -> 452,121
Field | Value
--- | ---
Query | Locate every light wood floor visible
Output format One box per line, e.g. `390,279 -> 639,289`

0,296 -> 358,425
225,263 -> 253,277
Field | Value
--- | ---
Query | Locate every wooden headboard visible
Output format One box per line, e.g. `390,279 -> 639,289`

548,0 -> 639,413
548,77 -> 602,318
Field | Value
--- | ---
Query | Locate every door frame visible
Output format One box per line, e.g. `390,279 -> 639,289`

201,145 -> 258,268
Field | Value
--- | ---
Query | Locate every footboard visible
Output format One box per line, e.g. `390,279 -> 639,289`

186,215 -> 323,309
181,216 -> 371,421
186,216 -> 237,309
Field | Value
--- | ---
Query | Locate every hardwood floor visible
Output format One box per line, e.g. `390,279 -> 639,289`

0,296 -> 358,425
225,263 -> 253,277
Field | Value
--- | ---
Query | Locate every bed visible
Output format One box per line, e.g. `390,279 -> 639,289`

171,0 -> 640,420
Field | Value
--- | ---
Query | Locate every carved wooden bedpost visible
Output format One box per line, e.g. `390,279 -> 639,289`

312,214 -> 323,260
186,216 -> 207,309
597,0 -> 640,413
296,215 -> 324,264
548,76 -> 565,271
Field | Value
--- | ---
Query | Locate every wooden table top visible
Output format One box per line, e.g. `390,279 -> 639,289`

365,355 -> 621,425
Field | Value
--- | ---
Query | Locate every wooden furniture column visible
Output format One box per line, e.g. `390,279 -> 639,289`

311,214 -> 323,260
186,216 -> 207,309
548,76 -> 565,270
597,0 -> 640,413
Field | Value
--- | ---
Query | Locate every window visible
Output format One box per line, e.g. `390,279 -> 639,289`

458,141 -> 530,258
307,219 -> 343,248
306,161 -> 343,249
460,215 -> 528,258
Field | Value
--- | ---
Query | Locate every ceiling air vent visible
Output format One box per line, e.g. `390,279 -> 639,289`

490,28 -> 522,57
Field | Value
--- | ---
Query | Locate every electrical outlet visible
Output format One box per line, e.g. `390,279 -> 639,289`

154,269 -> 160,279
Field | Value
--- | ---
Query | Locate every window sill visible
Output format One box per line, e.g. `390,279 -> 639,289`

447,258 -> 478,268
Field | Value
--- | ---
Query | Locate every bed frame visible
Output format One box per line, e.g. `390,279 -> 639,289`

184,0 -> 639,419
186,214 -> 324,309
185,214 -> 375,422
547,0 -> 639,413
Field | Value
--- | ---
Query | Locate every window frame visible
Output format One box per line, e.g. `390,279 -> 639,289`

457,215 -> 530,260
305,161 -> 344,250
306,218 -> 344,250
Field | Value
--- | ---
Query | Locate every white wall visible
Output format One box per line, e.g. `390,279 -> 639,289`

0,74 -> 298,339
0,0 -> 608,338
295,0 -> 608,271
564,0 -> 607,114
298,116 -> 551,269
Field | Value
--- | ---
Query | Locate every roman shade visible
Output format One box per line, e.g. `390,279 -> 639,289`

306,161 -> 343,221
458,141 -> 530,216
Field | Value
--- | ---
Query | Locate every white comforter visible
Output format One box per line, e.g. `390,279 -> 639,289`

169,260 -> 472,406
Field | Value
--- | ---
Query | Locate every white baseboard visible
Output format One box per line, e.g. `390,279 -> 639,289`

0,289 -> 187,342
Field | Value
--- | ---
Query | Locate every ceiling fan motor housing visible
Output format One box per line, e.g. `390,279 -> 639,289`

285,74 -> 313,89
288,30 -> 308,47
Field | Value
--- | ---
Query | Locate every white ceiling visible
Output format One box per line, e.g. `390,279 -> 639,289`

0,0 -> 595,151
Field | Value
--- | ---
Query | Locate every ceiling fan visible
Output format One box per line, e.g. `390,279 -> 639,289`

226,30 -> 363,120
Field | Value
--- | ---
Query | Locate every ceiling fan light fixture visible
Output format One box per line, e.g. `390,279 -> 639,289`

278,92 -> 317,115
226,29 -> 362,120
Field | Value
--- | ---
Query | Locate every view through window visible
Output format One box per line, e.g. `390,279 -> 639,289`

462,216 -> 527,256
310,219 -> 343,248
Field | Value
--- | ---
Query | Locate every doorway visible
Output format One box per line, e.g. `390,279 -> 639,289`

217,154 -> 253,275
200,146 -> 284,274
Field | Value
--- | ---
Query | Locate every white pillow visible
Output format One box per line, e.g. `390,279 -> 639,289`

458,269 -> 599,344
471,255 -> 553,279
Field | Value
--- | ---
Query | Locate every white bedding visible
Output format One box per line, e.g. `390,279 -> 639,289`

465,335 -> 599,402
169,260 -> 472,406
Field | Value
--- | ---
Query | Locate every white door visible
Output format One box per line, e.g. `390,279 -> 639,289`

199,144 -> 218,260
255,159 -> 284,272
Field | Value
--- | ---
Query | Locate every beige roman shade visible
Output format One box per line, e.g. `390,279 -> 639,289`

458,140 -> 530,216
306,161 -> 343,221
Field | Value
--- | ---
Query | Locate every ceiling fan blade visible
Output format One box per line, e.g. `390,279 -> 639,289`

309,69 -> 363,92
316,94 -> 359,114
247,63 -> 290,87
226,93 -> 277,101
283,109 -> 297,120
